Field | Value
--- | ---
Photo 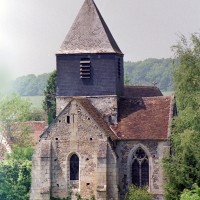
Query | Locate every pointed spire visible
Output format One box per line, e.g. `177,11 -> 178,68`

58,0 -> 123,54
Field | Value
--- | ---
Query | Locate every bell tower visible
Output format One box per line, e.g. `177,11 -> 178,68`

56,0 -> 124,98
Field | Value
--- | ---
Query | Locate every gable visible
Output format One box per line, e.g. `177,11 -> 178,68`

40,98 -> 117,141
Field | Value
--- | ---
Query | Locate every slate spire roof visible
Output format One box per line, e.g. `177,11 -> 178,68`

58,0 -> 123,54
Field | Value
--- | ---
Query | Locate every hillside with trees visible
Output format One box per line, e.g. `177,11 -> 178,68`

124,58 -> 174,91
10,58 -> 174,96
11,73 -> 50,96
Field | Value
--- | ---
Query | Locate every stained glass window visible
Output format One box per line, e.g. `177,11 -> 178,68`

70,154 -> 79,180
132,147 -> 149,187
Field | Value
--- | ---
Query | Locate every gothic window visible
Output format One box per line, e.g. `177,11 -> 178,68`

132,147 -> 149,187
70,154 -> 79,180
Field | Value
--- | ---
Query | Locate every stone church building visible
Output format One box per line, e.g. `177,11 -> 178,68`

30,0 -> 174,199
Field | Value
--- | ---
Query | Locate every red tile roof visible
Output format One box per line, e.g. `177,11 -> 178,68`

24,121 -> 47,143
111,96 -> 174,140
124,85 -> 163,98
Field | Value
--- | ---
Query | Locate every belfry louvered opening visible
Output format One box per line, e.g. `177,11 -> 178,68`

80,58 -> 91,79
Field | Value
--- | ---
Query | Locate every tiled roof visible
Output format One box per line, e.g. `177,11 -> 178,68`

111,96 -> 174,140
77,98 -> 119,140
57,0 -> 122,54
124,85 -> 163,98
24,121 -> 47,143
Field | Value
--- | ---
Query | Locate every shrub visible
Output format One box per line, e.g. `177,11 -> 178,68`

180,184 -> 200,200
125,185 -> 153,200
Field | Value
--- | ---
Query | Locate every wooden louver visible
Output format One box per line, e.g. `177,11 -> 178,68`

80,59 -> 91,79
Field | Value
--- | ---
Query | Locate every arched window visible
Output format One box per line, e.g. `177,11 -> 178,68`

70,154 -> 79,180
132,147 -> 149,187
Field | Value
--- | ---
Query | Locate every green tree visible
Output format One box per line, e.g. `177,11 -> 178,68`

43,71 -> 56,124
0,94 -> 38,147
0,156 -> 32,200
180,184 -> 200,200
124,185 -> 153,200
163,33 -> 200,200
0,94 -> 35,200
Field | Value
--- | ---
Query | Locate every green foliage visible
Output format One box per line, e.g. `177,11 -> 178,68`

163,33 -> 200,200
11,73 -> 50,96
0,94 -> 43,147
124,58 -> 173,91
0,94 -> 32,125
50,192 -> 95,200
0,159 -> 32,200
0,94 -> 35,200
8,145 -> 34,161
124,185 -> 153,200
43,71 -> 56,124
22,96 -> 45,109
180,184 -> 200,200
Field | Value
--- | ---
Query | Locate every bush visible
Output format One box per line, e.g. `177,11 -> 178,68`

180,184 -> 200,200
0,159 -> 32,200
125,185 -> 153,200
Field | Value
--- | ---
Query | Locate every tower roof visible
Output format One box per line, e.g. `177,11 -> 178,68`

57,0 -> 123,55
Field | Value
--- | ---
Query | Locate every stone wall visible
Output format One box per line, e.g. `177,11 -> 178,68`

56,96 -> 118,125
116,140 -> 170,200
30,140 -> 51,200
31,99 -> 115,200
107,142 -> 119,200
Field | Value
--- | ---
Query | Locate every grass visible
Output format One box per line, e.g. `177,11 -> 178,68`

22,96 -> 44,109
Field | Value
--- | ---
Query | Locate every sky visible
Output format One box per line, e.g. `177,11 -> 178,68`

0,0 -> 200,80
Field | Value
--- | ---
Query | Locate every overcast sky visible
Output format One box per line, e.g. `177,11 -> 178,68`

1,0 -> 200,79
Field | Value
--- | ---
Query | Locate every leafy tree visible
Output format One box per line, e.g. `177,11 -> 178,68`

180,184 -> 200,200
124,185 -> 153,200
0,94 -> 35,200
0,149 -> 33,200
43,71 -> 56,124
163,33 -> 200,200
0,94 -> 41,147
0,94 -> 32,137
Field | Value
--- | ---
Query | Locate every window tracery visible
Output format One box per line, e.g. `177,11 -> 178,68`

132,147 -> 149,187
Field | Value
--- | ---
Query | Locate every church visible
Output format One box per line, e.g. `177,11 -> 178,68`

30,0 -> 174,199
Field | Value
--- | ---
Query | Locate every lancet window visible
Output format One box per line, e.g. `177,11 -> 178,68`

70,154 -> 79,180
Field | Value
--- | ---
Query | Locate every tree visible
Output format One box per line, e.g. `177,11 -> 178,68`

43,71 -> 56,124
0,159 -> 32,200
0,94 -> 35,200
180,184 -> 200,200
163,33 -> 200,200
0,94 -> 37,147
